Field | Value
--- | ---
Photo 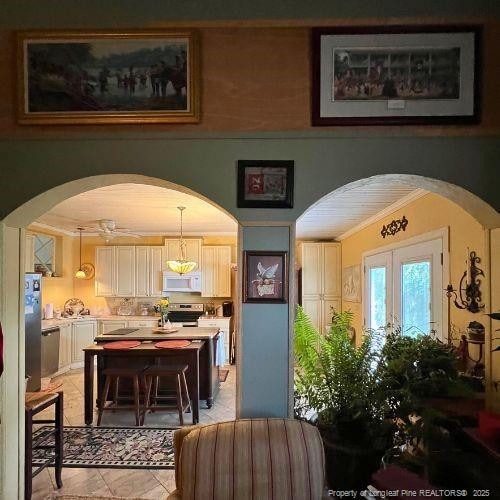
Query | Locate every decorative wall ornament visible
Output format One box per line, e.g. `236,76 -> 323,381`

446,250 -> 485,313
381,215 -> 408,238
342,265 -> 361,302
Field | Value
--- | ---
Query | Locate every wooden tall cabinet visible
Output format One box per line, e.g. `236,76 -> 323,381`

300,242 -> 341,333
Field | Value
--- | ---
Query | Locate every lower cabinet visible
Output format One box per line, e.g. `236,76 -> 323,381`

58,322 -> 72,370
98,318 -> 159,335
126,319 -> 159,329
197,317 -> 232,365
71,321 -> 97,364
98,320 -> 128,335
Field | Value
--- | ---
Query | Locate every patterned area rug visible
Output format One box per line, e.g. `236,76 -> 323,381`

32,426 -> 176,469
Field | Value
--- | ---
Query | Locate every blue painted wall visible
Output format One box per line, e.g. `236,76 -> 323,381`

240,226 -> 291,417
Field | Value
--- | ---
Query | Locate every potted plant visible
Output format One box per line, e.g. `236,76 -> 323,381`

294,306 -> 392,489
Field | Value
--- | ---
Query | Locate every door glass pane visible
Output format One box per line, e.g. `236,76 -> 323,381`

401,260 -> 431,336
369,267 -> 386,330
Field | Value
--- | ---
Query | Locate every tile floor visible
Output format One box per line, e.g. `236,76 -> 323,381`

31,365 -> 236,499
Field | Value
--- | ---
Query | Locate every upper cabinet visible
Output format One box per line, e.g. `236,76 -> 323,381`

95,246 -> 136,297
164,238 -> 202,271
201,245 -> 231,297
95,246 -> 115,297
135,246 -> 165,297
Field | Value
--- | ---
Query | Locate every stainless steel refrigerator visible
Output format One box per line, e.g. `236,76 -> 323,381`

25,272 -> 42,391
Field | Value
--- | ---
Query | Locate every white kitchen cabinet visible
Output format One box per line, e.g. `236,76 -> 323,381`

115,246 -> 136,296
300,242 -> 341,334
71,320 -> 97,364
95,245 -> 136,297
98,319 -> 128,335
135,246 -> 150,297
201,246 -> 231,297
58,322 -> 72,370
149,246 -> 165,297
127,319 -> 159,328
95,246 -> 115,297
135,246 -> 165,297
164,238 -> 202,271
25,234 -> 35,272
197,316 -> 232,365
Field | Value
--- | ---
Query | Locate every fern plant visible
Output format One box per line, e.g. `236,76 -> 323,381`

294,305 -> 391,447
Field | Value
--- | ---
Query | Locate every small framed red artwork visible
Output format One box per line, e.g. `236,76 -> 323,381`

237,160 -> 294,208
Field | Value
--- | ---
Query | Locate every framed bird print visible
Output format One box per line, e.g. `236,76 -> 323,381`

243,251 -> 288,303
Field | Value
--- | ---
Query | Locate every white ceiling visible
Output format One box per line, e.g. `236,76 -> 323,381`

35,184 -> 238,236
34,181 -> 426,240
296,181 -> 426,240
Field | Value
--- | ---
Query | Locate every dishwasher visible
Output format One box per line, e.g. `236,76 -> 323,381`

41,326 -> 60,377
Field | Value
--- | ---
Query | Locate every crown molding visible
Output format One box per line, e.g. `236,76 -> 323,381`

337,189 -> 428,241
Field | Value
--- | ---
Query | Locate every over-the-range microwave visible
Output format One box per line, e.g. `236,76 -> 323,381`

162,271 -> 202,293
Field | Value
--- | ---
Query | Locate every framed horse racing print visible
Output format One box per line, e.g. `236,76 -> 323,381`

17,30 -> 199,124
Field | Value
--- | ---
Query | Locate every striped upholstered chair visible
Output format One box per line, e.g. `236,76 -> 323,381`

167,418 -> 325,500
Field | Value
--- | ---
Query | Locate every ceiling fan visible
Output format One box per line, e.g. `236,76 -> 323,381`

84,219 -> 141,242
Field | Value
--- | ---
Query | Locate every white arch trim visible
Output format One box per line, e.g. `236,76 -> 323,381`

297,174 -> 500,230
3,173 -> 238,229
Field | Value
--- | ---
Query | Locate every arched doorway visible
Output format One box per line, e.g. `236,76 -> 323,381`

296,173 -> 499,407
1,174 -> 241,499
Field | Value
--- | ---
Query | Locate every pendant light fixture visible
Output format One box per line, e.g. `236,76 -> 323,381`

75,227 -> 86,279
166,206 -> 197,275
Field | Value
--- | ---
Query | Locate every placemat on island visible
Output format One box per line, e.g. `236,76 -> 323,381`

102,340 -> 141,350
155,340 -> 191,349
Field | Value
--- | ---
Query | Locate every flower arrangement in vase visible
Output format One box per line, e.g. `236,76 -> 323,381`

154,298 -> 170,327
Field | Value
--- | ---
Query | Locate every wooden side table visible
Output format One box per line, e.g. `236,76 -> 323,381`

25,391 -> 63,499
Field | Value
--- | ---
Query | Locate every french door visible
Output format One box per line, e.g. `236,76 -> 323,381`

364,237 -> 444,339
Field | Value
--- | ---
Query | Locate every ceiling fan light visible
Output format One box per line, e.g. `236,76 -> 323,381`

166,260 -> 197,275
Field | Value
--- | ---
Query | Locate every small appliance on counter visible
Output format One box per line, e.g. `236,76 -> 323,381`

222,301 -> 233,317
44,303 -> 54,319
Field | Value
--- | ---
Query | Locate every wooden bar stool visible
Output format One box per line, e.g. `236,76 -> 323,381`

97,367 -> 146,426
143,365 -> 191,425
25,391 -> 63,500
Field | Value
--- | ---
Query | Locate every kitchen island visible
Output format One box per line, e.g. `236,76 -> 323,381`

84,327 -> 221,425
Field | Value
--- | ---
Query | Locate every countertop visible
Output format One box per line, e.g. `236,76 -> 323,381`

97,327 -> 220,341
41,315 -> 160,331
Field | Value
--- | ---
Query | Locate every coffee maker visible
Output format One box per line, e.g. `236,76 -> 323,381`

222,301 -> 233,317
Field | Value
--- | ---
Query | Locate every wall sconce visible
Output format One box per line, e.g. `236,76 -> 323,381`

445,249 -> 484,313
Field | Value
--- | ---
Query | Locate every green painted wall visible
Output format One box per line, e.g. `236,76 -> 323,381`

0,135 -> 499,222
2,0 -> 500,28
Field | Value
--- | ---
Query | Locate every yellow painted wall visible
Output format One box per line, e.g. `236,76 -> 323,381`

340,193 -> 487,347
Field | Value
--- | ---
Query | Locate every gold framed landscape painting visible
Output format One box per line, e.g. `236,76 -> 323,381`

17,30 -> 199,124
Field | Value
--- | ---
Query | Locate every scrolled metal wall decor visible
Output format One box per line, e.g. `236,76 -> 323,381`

381,215 -> 408,238
446,250 -> 485,313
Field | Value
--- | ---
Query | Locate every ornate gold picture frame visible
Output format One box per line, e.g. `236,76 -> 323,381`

17,30 -> 200,124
